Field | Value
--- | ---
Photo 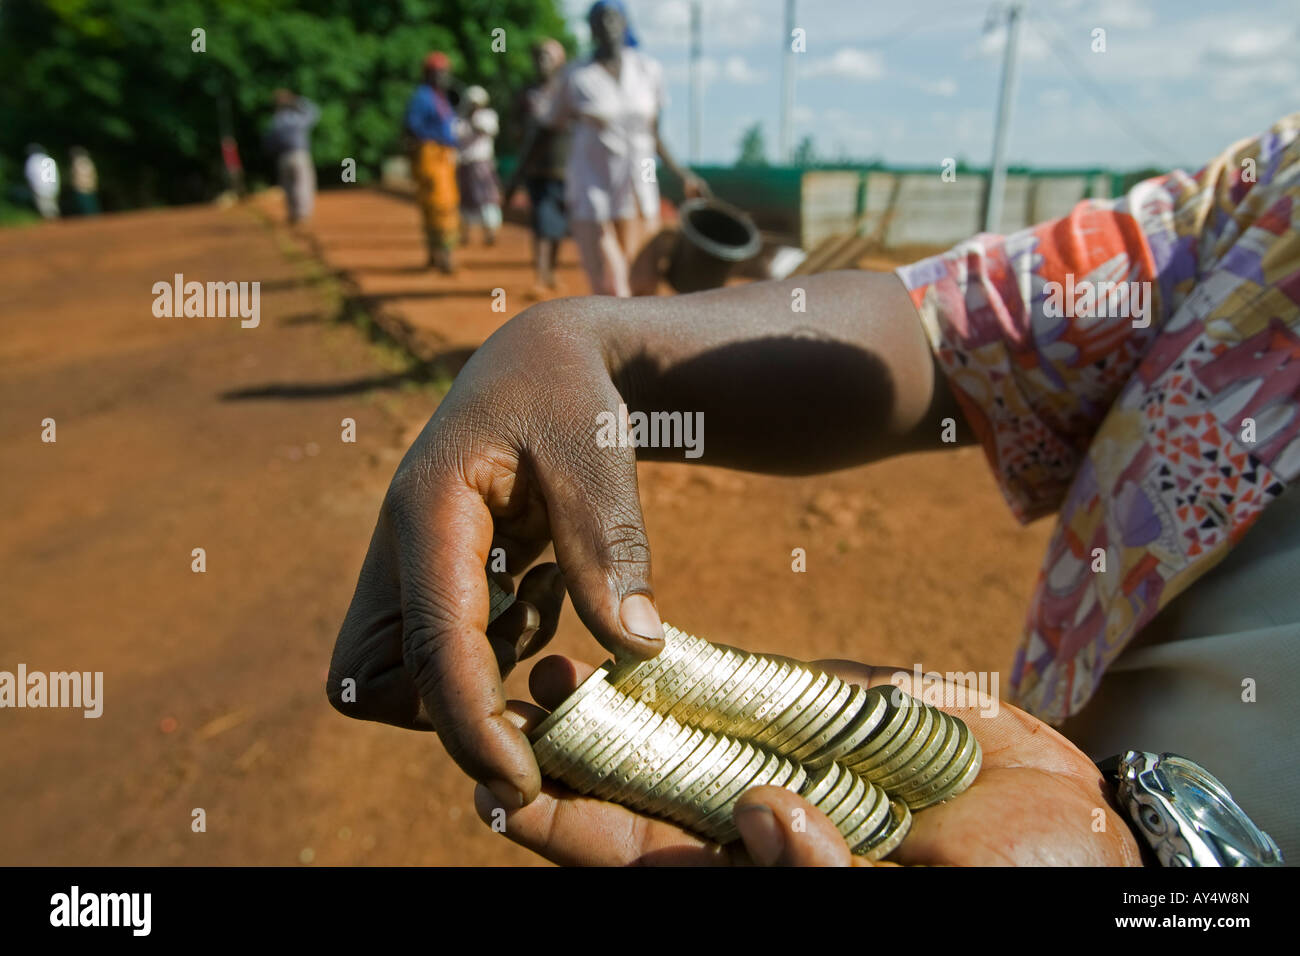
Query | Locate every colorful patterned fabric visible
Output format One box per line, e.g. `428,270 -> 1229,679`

896,113 -> 1300,724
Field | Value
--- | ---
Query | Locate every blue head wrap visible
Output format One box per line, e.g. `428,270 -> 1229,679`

588,0 -> 639,48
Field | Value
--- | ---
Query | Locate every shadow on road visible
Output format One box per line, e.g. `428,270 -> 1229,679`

219,346 -> 478,401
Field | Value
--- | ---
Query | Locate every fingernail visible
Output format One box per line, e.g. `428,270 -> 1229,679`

620,593 -> 663,643
734,804 -> 784,866
512,624 -> 538,660
487,778 -> 524,810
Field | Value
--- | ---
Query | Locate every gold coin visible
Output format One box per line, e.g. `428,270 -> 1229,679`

752,669 -> 829,746
735,662 -> 810,737
697,749 -> 787,841
846,692 -> 921,772
804,685 -> 888,768
899,719 -> 977,808
907,726 -> 983,808
882,711 -> 960,794
608,626 -> 708,700
776,675 -> 852,754
689,651 -> 762,731
854,799 -> 911,860
551,682 -> 644,779
836,779 -> 889,844
761,671 -> 839,750
864,704 -> 935,779
622,720 -> 706,812
780,675 -> 854,754
621,721 -> 703,810
799,762 -> 844,807
642,731 -> 726,812
532,680 -> 623,776
833,686 -> 906,765
673,736 -> 748,823
528,667 -> 613,744
872,707 -> 950,791
708,754 -> 796,844
638,636 -> 718,710
669,647 -> 740,726
697,744 -> 767,818
823,770 -> 869,828
658,644 -> 729,721
808,756 -> 857,817
586,707 -> 667,799
789,682 -> 865,761
718,655 -> 783,724
927,742 -> 983,806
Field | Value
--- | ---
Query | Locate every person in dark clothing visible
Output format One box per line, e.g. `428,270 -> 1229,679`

505,38 -> 571,298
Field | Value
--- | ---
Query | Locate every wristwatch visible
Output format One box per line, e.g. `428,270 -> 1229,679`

1099,750 -> 1284,867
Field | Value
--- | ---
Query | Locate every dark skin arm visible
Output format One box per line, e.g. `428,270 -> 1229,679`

328,271 -> 973,807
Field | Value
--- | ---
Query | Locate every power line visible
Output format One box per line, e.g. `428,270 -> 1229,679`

860,0 -> 986,50
1027,12 -> 1184,166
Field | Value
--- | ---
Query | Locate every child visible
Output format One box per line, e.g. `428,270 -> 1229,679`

456,86 -> 503,247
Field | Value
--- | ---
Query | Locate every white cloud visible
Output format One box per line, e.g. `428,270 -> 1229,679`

723,55 -> 763,84
665,55 -> 764,86
920,77 -> 958,97
1037,88 -> 1070,110
803,48 -> 885,81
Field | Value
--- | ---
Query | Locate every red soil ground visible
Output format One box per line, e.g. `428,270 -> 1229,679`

0,189 -> 1051,865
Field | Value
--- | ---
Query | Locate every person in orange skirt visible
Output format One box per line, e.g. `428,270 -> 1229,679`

405,52 -> 461,273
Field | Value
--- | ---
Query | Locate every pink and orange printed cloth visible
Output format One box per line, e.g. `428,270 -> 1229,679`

897,113 -> 1300,724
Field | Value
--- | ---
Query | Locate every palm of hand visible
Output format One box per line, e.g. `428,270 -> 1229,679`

476,657 -> 1144,867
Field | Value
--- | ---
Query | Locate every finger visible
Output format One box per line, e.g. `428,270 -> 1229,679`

513,563 -> 566,660
473,697 -> 727,866
328,512 -> 431,729
474,779 -> 731,867
529,654 -> 596,711
733,786 -> 856,867
532,396 -> 665,662
389,475 -> 540,807
485,600 -> 540,675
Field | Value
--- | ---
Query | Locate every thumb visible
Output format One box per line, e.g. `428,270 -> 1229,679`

533,402 -> 664,662
733,785 -> 856,867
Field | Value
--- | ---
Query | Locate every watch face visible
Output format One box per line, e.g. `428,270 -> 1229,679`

1163,756 -> 1271,860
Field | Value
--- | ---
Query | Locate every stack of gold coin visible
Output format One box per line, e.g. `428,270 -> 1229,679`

529,667 -> 908,856
486,577 -> 978,858
606,625 -> 981,811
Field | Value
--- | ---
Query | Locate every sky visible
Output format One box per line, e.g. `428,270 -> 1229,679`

558,0 -> 1300,172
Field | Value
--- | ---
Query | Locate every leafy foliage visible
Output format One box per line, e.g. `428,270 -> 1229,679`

735,121 -> 766,168
0,0 -> 572,210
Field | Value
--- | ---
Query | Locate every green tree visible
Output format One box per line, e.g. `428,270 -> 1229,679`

0,0 -> 573,211
735,122 -> 767,168
791,135 -> 816,167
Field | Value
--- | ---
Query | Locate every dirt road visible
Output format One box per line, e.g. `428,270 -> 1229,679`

0,191 -> 1051,865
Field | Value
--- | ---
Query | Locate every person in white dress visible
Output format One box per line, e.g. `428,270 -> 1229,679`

543,1 -> 706,296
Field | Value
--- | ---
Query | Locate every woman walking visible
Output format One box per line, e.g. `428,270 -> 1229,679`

538,0 -> 706,296
405,52 -> 461,273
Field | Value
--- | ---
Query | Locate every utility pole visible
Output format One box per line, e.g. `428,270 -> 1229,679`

780,0 -> 797,164
689,0 -> 702,163
982,1 -> 1024,232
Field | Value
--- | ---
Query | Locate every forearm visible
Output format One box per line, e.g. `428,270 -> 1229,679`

574,270 -> 968,473
654,131 -> 691,184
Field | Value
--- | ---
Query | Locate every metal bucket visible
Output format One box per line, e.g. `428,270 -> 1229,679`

666,198 -> 761,293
